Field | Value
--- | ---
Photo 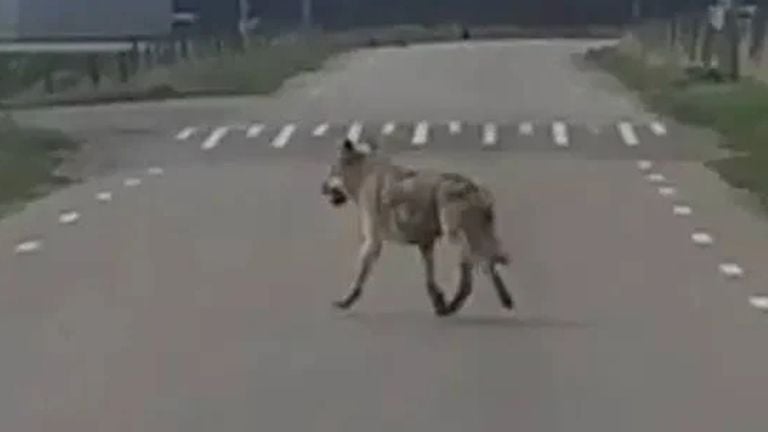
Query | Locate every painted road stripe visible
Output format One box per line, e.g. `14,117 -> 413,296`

271,124 -> 296,149
618,122 -> 640,146
658,187 -> 677,197
691,232 -> 714,246
482,123 -> 498,146
347,122 -> 363,142
749,296 -> 768,311
147,167 -> 164,176
412,121 -> 430,146
312,123 -> 330,137
382,122 -> 397,136
15,240 -> 42,254
552,122 -> 569,147
650,121 -> 668,136
448,121 -> 462,135
646,173 -> 667,183
246,123 -> 265,138
637,160 -> 654,171
673,205 -> 693,216
519,122 -> 534,136
96,192 -> 113,202
720,263 -> 744,278
175,127 -> 198,141
124,178 -> 142,187
59,211 -> 81,225
201,127 -> 230,150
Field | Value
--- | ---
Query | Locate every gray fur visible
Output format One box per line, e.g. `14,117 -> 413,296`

321,138 -> 514,316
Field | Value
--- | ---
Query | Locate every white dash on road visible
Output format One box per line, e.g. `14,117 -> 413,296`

650,121 -> 668,136
312,123 -> 330,137
691,232 -> 714,246
519,122 -> 534,136
482,123 -> 498,146
347,122 -> 363,142
448,121 -> 462,135
749,296 -> 768,311
175,127 -> 198,141
96,192 -> 113,202
271,124 -> 297,149
412,121 -> 430,146
382,122 -> 397,136
552,122 -> 569,147
673,205 -> 693,216
201,127 -> 230,150
147,167 -> 164,176
720,263 -> 745,279
15,240 -> 42,255
658,186 -> 677,197
124,178 -> 142,188
618,122 -> 640,146
58,211 -> 81,225
646,173 -> 667,183
637,160 -> 654,171
246,123 -> 265,138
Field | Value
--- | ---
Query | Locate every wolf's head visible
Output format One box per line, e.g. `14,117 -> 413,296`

321,138 -> 378,207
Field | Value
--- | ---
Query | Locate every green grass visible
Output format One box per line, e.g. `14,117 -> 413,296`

588,46 -> 768,209
0,116 -> 78,216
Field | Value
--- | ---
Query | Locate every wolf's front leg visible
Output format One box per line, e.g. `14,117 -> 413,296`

334,239 -> 382,310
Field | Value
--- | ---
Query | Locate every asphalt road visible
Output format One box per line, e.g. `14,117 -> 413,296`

3,39 -> 768,431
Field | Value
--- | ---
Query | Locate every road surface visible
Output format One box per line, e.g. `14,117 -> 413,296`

3,39 -> 768,431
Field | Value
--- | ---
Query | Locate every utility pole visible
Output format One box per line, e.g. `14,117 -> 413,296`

301,0 -> 313,30
238,0 -> 250,48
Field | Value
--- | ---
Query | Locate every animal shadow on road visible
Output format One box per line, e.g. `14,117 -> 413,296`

342,311 -> 588,331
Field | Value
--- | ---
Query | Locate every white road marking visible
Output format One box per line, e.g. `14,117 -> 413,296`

749,296 -> 768,311
382,122 -> 397,136
673,205 -> 693,216
482,123 -> 498,146
246,124 -> 265,138
658,187 -> 677,197
519,122 -> 534,136
646,173 -> 667,183
412,121 -> 430,146
271,124 -> 297,149
448,121 -> 462,135
312,123 -> 330,137
637,160 -> 654,171
59,211 -> 81,225
347,122 -> 363,142
201,127 -> 230,150
96,192 -> 113,202
618,122 -> 640,146
552,122 -> 569,147
650,121 -> 668,136
691,232 -> 714,246
147,167 -> 164,176
124,178 -> 142,187
175,127 -> 198,141
15,240 -> 42,254
719,263 -> 745,278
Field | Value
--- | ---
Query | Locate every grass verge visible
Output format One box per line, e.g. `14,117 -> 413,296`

587,45 -> 768,209
0,116 -> 78,216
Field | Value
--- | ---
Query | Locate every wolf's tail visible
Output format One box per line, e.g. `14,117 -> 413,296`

437,177 -> 509,266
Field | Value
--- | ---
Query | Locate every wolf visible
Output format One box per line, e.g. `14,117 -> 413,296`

321,137 -> 514,317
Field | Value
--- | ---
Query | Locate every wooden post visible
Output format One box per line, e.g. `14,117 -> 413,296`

117,52 -> 129,83
726,1 -> 742,80
86,54 -> 101,88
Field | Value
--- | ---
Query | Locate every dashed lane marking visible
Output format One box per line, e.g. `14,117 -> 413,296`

691,232 -> 714,246
646,173 -> 667,183
448,121 -> 462,135
519,122 -> 534,136
96,192 -> 113,202
637,160 -> 654,171
552,122 -> 569,147
201,127 -> 230,150
271,124 -> 297,149
58,211 -> 81,225
175,127 -> 198,141
618,122 -> 640,146
347,122 -> 363,142
124,178 -> 142,188
246,124 -> 265,139
15,240 -> 42,255
482,123 -> 498,146
650,121 -> 668,136
749,296 -> 768,311
412,121 -> 430,146
312,123 -> 330,137
720,263 -> 745,279
673,205 -> 693,216
658,187 -> 677,197
147,167 -> 164,176
382,122 -> 397,136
